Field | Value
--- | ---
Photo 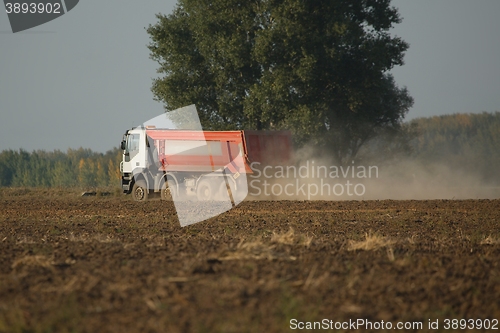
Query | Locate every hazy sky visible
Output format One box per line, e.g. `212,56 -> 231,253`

1,0 -> 499,152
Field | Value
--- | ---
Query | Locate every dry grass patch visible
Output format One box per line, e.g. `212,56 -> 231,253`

348,232 -> 394,251
218,238 -> 296,261
271,228 -> 313,247
12,255 -> 53,269
11,255 -> 76,272
65,232 -> 120,244
480,235 -> 499,245
16,237 -> 37,244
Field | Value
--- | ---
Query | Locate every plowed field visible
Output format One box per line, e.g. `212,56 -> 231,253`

0,189 -> 499,332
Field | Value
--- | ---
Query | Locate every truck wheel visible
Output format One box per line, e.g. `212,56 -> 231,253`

161,181 -> 176,201
217,177 -> 246,203
217,179 -> 233,201
197,179 -> 215,201
132,180 -> 148,202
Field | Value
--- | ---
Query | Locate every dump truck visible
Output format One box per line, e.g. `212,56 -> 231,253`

120,127 -> 292,202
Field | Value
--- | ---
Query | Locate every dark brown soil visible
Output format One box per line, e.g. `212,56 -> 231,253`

0,189 -> 499,332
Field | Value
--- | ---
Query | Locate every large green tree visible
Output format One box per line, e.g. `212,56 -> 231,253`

147,0 -> 413,163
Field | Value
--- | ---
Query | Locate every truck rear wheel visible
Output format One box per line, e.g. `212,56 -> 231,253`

132,180 -> 148,202
197,179 -> 216,201
217,178 -> 234,202
217,178 -> 246,203
161,181 -> 176,201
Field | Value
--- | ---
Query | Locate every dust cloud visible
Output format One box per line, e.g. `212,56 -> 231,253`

246,144 -> 500,201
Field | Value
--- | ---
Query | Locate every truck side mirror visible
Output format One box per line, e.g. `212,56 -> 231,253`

120,140 -> 126,150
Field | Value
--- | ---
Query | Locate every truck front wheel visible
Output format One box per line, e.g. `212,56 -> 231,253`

132,180 -> 148,202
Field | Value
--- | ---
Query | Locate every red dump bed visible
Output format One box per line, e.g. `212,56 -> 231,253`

146,129 -> 292,174
243,130 -> 292,165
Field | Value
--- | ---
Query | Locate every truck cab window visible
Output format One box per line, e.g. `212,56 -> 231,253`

127,134 -> 140,159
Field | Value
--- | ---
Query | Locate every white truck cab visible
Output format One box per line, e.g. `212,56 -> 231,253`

120,127 -> 147,176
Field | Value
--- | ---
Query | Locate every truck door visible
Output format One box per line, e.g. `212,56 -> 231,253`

122,132 -> 144,174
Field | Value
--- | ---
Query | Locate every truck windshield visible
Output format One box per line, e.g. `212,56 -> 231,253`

127,134 -> 140,159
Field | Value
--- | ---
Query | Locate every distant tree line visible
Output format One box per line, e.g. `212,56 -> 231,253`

0,112 -> 499,188
410,112 -> 500,184
0,148 -> 121,188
